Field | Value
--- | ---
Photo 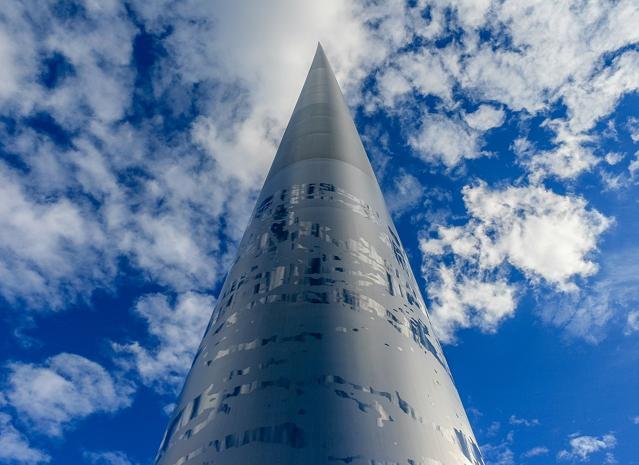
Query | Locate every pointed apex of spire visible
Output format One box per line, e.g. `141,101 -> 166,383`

264,42 -> 377,182
310,42 -> 330,70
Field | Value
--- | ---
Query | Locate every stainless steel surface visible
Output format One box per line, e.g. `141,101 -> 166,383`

154,43 -> 484,465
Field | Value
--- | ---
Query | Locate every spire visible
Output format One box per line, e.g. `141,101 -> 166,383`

310,42 -> 329,70
265,43 -> 376,181
153,42 -> 484,465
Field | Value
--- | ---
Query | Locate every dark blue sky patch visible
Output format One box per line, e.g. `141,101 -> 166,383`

39,52 -> 75,89
129,26 -> 170,122
25,112 -> 74,148
434,7 -> 465,49
0,117 -> 32,173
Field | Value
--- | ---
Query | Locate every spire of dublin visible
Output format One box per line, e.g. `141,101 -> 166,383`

153,44 -> 484,465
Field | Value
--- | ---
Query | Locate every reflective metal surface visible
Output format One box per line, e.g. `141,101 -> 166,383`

154,44 -> 484,465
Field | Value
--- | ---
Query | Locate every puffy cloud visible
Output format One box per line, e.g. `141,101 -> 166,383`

376,49 -> 454,107
365,0 -> 639,178
4,354 -> 133,437
0,413 -> 50,464
464,105 -> 505,131
461,183 -> 608,287
407,105 -> 505,170
0,0 -> 421,314
421,182 -> 610,341
1,0 -> 635,317
562,51 -> 639,135
114,292 -> 214,392
513,130 -> 600,183
409,114 -> 485,168
605,152 -> 625,165
0,166 -> 107,309
421,264 -> 517,344
557,433 -> 616,462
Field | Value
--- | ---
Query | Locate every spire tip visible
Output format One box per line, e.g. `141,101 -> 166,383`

311,42 -> 329,70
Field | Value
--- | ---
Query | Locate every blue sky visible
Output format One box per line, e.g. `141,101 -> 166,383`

0,1 -> 638,465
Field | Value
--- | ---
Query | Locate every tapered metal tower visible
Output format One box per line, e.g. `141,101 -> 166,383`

154,44 -> 484,465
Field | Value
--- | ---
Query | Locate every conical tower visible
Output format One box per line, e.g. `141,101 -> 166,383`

154,44 -> 484,465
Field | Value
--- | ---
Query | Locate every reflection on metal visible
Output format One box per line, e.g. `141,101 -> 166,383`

154,43 -> 484,465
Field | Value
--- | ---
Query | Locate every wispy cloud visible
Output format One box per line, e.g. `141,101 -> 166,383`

114,292 -> 214,392
509,415 -> 540,427
385,171 -> 425,218
522,446 -> 549,458
540,249 -> 639,343
0,413 -> 50,465
84,450 -> 137,465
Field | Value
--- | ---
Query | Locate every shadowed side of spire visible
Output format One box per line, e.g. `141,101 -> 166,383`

265,43 -> 376,181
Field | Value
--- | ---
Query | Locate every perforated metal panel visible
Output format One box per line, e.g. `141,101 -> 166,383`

153,44 -> 484,465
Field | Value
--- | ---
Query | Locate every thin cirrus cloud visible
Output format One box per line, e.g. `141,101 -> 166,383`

83,450 -> 137,465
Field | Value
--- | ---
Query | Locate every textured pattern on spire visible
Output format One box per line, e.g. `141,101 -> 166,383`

153,45 -> 483,465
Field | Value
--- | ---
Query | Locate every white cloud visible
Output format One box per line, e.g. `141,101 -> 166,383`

421,265 -> 517,344
385,171 -> 425,217
464,105 -> 505,131
0,0 -> 421,313
409,114 -> 485,168
84,451 -> 136,465
0,0 -> 634,318
461,183 -> 609,287
406,104 -> 506,169
364,0 -> 639,178
604,152 -> 624,165
624,310 -> 639,335
522,446 -> 549,458
562,51 -> 639,135
558,433 -> 616,462
626,116 -> 639,142
5,353 -> 133,437
421,182 -> 611,341
0,166 -> 106,308
0,413 -> 50,465
376,49 -> 454,107
481,441 -> 515,465
632,416 -> 639,425
514,129 -> 600,183
376,67 -> 413,108
114,292 -> 214,392
422,182 -> 611,286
